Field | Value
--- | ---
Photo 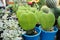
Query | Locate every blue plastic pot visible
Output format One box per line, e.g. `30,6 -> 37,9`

23,27 -> 41,40
40,27 -> 58,40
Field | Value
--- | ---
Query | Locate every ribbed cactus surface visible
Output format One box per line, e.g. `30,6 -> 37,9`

46,0 -> 57,8
36,6 -> 55,31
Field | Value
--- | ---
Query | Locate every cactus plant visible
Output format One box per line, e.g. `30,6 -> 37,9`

17,13 -> 37,31
57,16 -> 60,28
46,0 -> 57,8
16,10 -> 38,31
16,6 -> 39,35
16,6 -> 42,40
36,6 -> 55,31
40,13 -> 55,31
40,5 -> 50,13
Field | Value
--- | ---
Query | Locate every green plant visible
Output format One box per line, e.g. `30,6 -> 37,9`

16,6 -> 39,35
36,6 -> 55,31
8,0 -> 20,13
37,0 -> 46,10
57,16 -> 60,28
12,4 -> 19,13
16,6 -> 38,31
17,13 -> 38,30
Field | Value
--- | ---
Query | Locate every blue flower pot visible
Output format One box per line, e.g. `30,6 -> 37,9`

23,27 -> 41,40
40,27 -> 58,40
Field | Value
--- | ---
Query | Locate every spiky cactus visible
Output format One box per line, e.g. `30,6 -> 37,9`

57,16 -> 60,28
36,6 -> 55,31
46,0 -> 57,8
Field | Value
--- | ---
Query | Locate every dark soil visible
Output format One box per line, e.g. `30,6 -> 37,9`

26,29 -> 37,36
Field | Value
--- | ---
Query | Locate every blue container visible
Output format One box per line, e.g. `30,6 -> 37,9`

23,27 -> 41,40
40,27 -> 58,40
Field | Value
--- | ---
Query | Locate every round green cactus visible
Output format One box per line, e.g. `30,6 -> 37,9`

40,13 -> 55,31
36,6 -> 55,31
16,6 -> 37,31
57,16 -> 60,27
17,13 -> 38,31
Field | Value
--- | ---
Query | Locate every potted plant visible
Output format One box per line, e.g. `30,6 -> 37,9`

46,0 -> 59,26
36,6 -> 58,40
35,6 -> 50,27
16,6 -> 41,40
56,16 -> 60,40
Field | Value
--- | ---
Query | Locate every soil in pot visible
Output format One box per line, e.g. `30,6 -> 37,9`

36,24 -> 40,27
26,29 -> 37,36
23,27 -> 41,40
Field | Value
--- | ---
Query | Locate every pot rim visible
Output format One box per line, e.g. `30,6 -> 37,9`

41,26 -> 58,33
23,27 -> 41,37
